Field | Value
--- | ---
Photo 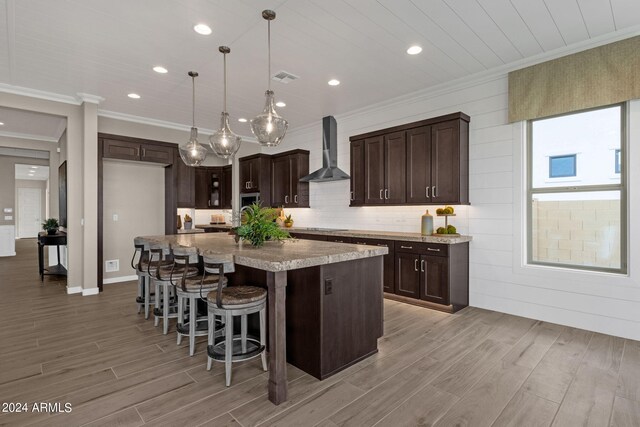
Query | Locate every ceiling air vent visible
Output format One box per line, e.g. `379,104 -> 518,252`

271,70 -> 300,84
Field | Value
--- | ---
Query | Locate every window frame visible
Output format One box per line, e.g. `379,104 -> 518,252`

615,149 -> 621,174
527,103 -> 627,274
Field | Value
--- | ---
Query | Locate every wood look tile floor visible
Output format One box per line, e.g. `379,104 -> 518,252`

1,239 -> 639,426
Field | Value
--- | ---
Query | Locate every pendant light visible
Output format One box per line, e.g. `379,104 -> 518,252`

179,71 -> 208,166
250,10 -> 288,147
209,46 -> 242,159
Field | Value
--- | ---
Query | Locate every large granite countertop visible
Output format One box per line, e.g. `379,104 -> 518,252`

136,232 -> 388,272
194,224 -> 471,244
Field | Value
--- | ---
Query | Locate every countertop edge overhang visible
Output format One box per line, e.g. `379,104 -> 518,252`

136,233 -> 388,272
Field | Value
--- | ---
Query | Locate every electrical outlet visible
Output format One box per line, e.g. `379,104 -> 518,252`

324,278 -> 333,295
105,259 -> 119,272
112,214 -> 118,222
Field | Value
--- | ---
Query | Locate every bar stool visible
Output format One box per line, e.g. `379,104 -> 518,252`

132,238 -> 172,319
149,242 -> 199,334
174,246 -> 224,356
204,254 -> 267,386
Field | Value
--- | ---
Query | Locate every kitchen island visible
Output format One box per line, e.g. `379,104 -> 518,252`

136,232 -> 387,405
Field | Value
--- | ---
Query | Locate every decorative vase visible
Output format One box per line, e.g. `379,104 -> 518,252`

284,221 -> 293,228
177,215 -> 182,230
421,210 -> 433,236
184,221 -> 192,230
47,229 -> 57,235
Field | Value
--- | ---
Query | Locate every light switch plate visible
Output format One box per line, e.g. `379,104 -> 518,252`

112,214 -> 118,222
4,215 -> 12,221
3,208 -> 12,213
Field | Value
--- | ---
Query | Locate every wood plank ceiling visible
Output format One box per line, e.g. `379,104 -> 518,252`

0,0 -> 639,133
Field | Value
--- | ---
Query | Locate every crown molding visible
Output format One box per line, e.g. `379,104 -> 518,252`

0,83 -> 80,105
0,130 -> 58,143
76,93 -> 105,104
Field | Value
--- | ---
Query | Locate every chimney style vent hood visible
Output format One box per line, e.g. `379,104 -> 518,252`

299,116 -> 350,182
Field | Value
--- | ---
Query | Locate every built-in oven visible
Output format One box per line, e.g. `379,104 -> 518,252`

240,192 -> 260,208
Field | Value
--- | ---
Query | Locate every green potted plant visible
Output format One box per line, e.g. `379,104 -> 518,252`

42,218 -> 60,235
284,214 -> 294,228
235,203 -> 290,247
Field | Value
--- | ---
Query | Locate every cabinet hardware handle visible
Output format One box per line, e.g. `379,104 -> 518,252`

285,195 -> 289,203
379,189 -> 383,199
414,259 -> 418,271
385,189 -> 389,199
294,195 -> 298,203
426,187 -> 430,198
421,259 -> 425,272
427,248 -> 441,252
400,245 -> 413,249
142,148 -> 146,157
350,191 -> 354,201
208,200 -> 210,207
433,186 -> 437,197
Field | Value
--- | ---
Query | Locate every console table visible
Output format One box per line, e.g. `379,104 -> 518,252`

38,231 -> 67,281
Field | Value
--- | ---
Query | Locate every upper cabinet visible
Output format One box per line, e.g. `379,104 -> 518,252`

271,150 -> 310,208
221,165 -> 232,209
102,137 -> 173,164
176,156 -> 196,208
349,112 -> 469,206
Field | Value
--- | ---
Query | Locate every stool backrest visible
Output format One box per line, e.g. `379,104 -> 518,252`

131,237 -> 152,272
148,241 -> 172,277
202,252 -> 235,307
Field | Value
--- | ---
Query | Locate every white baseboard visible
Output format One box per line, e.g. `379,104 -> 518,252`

66,286 -> 82,294
82,288 -> 100,296
0,252 -> 16,257
102,275 -> 138,284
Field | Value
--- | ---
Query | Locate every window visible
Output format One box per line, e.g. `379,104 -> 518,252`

528,104 -> 626,273
549,154 -> 577,178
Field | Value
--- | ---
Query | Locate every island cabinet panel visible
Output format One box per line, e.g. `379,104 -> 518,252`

406,126 -> 432,204
350,140 -> 365,206
349,112 -> 469,206
364,136 -> 385,204
176,156 -> 196,208
230,255 -> 383,380
221,165 -> 232,209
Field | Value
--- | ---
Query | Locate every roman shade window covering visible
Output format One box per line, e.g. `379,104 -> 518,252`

508,36 -> 640,123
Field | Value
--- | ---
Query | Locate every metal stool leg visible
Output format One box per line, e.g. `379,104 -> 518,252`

260,307 -> 267,372
225,310 -> 233,387
189,294 -> 197,356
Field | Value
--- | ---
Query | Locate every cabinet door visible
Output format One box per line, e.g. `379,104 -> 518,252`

239,159 -> 252,193
271,155 -> 290,206
176,155 -> 195,208
209,168 -> 222,208
194,168 -> 210,209
431,120 -> 460,203
292,152 -> 309,207
395,252 -> 421,299
102,138 -> 140,161
248,158 -> 261,191
141,143 -> 173,164
406,126 -> 432,204
384,131 -> 406,204
364,136 -> 385,204
421,255 -> 449,305
350,140 -> 365,205
221,166 -> 232,209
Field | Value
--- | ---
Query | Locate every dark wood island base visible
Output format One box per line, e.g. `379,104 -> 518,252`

231,256 -> 384,384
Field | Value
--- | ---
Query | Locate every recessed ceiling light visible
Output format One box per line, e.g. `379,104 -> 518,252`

275,101 -> 286,107
128,93 -> 141,99
153,66 -> 168,74
238,118 -> 248,123
0,122 -> 4,126
328,79 -> 340,86
407,45 -> 422,55
194,24 -> 212,35
31,166 -> 38,169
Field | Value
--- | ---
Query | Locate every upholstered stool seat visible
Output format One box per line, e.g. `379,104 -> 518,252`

204,254 -> 267,387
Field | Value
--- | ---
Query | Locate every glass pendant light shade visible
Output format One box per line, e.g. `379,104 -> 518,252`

180,71 -> 208,166
210,112 -> 242,158
250,90 -> 288,147
209,46 -> 242,159
251,10 -> 288,147
179,127 -> 207,166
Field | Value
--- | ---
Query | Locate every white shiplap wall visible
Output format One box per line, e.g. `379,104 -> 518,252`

264,74 -> 640,340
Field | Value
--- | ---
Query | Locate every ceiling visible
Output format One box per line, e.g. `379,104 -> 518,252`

15,163 -> 49,180
1,0 -> 640,134
0,106 -> 66,142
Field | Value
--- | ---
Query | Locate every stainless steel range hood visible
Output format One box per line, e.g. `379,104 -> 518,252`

299,116 -> 350,182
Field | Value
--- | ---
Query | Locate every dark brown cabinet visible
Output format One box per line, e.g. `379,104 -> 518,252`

271,150 -> 310,208
422,255 -> 448,305
221,165 -> 232,209
102,138 -> 173,164
238,154 -> 272,207
140,144 -> 173,164
352,238 -> 395,293
350,140 -> 365,206
395,252 -> 421,299
194,167 -> 225,209
176,156 -> 196,208
349,112 -> 469,206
